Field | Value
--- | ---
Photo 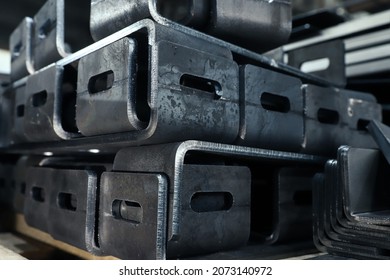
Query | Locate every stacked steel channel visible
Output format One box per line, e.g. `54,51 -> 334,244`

281,7 -> 390,259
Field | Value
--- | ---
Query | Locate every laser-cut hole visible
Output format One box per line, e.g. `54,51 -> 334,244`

38,19 -> 52,39
112,200 -> 143,224
32,91 -> 47,107
58,192 -> 77,211
317,108 -> 339,124
261,92 -> 291,113
300,57 -> 330,73
88,70 -> 114,94
357,119 -> 370,131
180,74 -> 222,100
31,186 -> 45,203
190,192 -> 233,212
12,41 -> 23,59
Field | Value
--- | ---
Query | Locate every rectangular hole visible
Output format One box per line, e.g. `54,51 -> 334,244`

133,34 -> 151,123
58,192 -> 77,211
0,178 -> 5,188
261,92 -> 291,113
32,90 -> 47,107
357,119 -> 370,131
157,0 -> 192,22
300,57 -> 330,73
180,74 -> 222,100
31,186 -> 45,203
88,70 -> 114,94
183,150 -> 275,239
190,192 -> 233,213
38,18 -> 52,39
317,108 -> 339,124
112,200 -> 143,224
16,105 -> 25,117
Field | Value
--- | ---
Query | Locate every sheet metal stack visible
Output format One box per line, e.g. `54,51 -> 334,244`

312,121 -> 390,259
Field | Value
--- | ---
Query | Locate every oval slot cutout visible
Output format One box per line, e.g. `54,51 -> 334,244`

300,57 -> 330,73
31,186 -> 45,202
88,70 -> 114,94
112,200 -> 143,224
190,192 -> 233,213
180,74 -> 222,100
157,0 -> 194,23
58,192 -> 77,211
317,108 -> 339,124
293,190 -> 312,206
357,119 -> 370,131
32,90 -> 47,107
38,19 -> 53,39
12,41 -> 23,59
261,92 -> 291,113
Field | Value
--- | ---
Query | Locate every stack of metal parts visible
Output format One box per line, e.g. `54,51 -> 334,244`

281,5 -> 390,260
272,7 -> 390,123
281,8 -> 390,79
313,121 -> 390,259
0,0 -> 385,259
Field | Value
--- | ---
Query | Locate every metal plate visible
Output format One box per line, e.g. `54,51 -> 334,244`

287,40 -> 346,87
48,169 -> 97,251
9,18 -> 34,82
12,156 -> 43,213
237,65 -> 303,151
90,0 -> 292,53
23,64 -> 79,142
99,172 -> 168,260
23,165 -> 102,254
0,88 -> 14,148
76,32 -> 240,141
113,141 -> 325,246
324,159 -> 390,249
313,154 -> 390,260
312,168 -> 390,259
150,39 -> 239,143
24,167 -> 52,232
77,37 -> 144,136
368,120 -> 390,165
166,164 -> 251,258
32,0 -> 92,71
340,147 -> 390,226
10,85 -> 28,144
